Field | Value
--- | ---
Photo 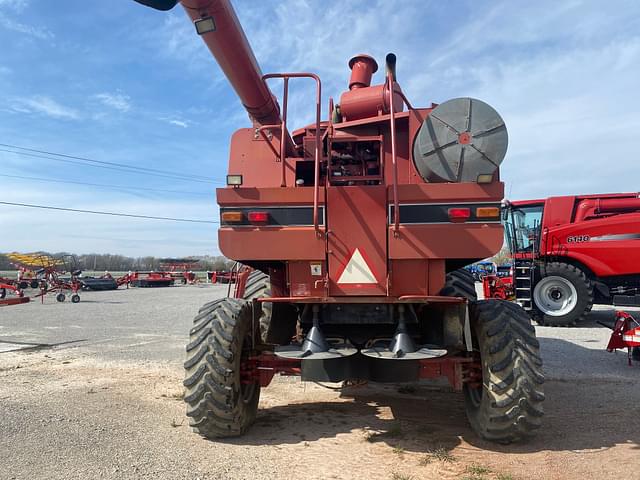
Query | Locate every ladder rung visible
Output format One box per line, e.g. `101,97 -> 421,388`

516,287 -> 531,290
516,277 -> 530,280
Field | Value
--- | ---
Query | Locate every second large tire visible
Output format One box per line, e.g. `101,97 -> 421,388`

183,298 -> 260,438
440,268 -> 477,301
464,300 -> 545,443
242,270 -> 298,345
532,262 -> 593,327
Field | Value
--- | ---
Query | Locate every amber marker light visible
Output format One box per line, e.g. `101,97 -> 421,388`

476,207 -> 501,219
221,211 -> 244,223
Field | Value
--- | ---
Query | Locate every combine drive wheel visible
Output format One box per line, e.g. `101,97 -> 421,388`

56,293 -> 66,302
71,294 -> 80,303
440,268 -> 477,301
464,300 -> 545,443
183,298 -> 260,438
532,262 -> 593,327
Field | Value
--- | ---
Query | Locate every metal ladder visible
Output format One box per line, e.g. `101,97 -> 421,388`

514,260 -> 534,310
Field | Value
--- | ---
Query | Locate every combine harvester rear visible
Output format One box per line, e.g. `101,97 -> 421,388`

133,0 -> 544,443
503,193 -> 640,326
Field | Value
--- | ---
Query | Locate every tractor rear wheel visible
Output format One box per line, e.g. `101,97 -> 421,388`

440,268 -> 477,301
532,262 -> 593,326
183,298 -> 260,438
464,300 -> 545,443
242,270 -> 297,345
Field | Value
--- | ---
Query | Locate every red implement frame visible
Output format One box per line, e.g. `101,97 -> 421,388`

607,310 -> 640,365
240,352 -> 480,390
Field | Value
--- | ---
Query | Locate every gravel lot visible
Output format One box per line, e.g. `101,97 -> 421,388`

1,285 -> 639,480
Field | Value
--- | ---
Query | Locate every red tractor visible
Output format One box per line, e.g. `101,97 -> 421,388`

503,193 -> 640,326
133,0 -> 544,443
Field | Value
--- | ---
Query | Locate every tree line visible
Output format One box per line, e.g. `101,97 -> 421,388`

0,253 -> 234,272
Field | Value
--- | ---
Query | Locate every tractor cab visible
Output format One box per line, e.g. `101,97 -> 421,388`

503,201 -> 544,257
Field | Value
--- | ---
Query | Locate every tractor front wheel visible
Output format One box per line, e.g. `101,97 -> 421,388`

464,300 -> 545,443
532,262 -> 593,327
183,298 -> 260,438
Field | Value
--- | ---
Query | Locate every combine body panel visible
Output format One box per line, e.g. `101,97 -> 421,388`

505,193 -> 640,325
133,0 -> 545,444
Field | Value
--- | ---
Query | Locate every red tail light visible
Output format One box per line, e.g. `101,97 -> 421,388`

248,211 -> 269,224
448,207 -> 471,223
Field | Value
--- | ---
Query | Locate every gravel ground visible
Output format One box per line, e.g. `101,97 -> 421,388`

1,285 -> 639,480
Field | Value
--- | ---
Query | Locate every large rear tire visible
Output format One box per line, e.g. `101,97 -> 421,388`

440,268 -> 477,301
242,270 -> 297,345
464,300 -> 545,443
532,262 -> 593,326
183,298 -> 260,438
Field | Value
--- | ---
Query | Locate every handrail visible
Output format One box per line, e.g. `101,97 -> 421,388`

387,72 -> 400,236
263,72 -> 322,234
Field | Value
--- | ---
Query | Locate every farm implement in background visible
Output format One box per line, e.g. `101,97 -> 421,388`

602,310 -> 640,365
0,278 -> 29,306
5,253 -> 82,303
159,258 -> 200,284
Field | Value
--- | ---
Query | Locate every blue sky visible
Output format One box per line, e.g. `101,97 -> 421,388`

1,0 -> 639,257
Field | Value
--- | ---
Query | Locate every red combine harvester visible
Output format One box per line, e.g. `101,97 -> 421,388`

503,193 -> 640,326
133,0 -> 544,443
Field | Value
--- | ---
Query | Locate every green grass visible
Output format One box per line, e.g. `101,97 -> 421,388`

392,446 -> 405,455
466,464 -> 491,475
390,473 -> 413,480
420,446 -> 456,465
496,474 -> 515,480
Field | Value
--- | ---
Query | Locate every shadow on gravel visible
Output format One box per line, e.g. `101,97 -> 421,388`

77,301 -> 125,304
218,337 -> 640,455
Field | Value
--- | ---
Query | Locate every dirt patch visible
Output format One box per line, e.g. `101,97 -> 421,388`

1,348 -> 639,480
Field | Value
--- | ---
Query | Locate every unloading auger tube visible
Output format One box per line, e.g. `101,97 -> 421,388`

134,0 -> 289,133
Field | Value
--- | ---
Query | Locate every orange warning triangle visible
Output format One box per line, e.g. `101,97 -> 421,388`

337,248 -> 377,284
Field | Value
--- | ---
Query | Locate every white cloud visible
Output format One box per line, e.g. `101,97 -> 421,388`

94,92 -> 132,113
159,117 -> 189,128
11,96 -> 79,120
0,0 -> 28,12
0,14 -> 52,39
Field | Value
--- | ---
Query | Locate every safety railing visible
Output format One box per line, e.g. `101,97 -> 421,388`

387,71 -> 400,236
262,73 -> 322,234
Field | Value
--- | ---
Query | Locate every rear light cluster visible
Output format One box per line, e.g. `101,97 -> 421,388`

447,206 -> 500,223
221,211 -> 270,225
447,208 -> 471,223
